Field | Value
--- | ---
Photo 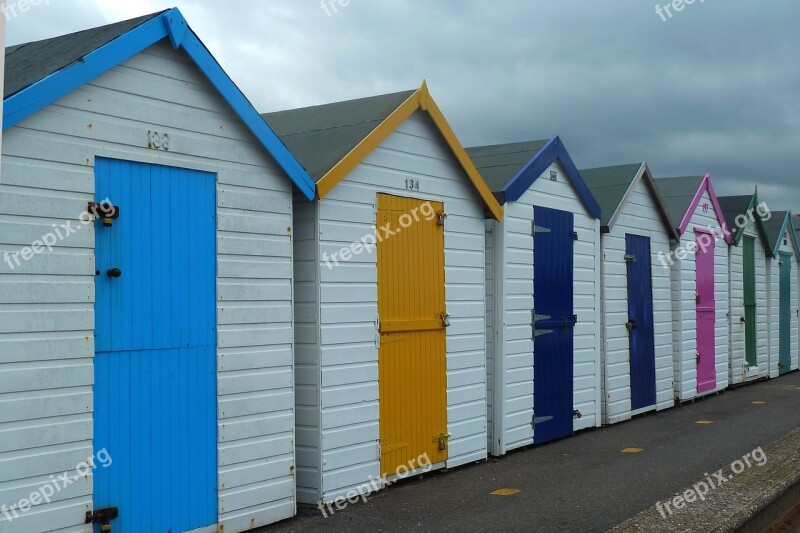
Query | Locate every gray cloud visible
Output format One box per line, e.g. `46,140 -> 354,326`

5,0 -> 799,210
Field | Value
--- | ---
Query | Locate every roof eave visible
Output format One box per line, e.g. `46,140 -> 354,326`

2,8 -> 317,201
314,81 -> 504,220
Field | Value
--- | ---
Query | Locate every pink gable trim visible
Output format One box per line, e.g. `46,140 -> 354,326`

678,174 -> 733,245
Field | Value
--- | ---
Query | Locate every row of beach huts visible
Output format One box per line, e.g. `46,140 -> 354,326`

0,9 -> 797,533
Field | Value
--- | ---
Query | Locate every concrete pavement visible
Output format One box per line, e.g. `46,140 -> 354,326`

265,372 -> 800,532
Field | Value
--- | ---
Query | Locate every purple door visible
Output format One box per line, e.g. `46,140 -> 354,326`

695,230 -> 716,393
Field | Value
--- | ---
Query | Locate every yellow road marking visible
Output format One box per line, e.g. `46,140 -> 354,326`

621,448 -> 644,453
491,488 -> 521,496
752,401 -> 767,405
695,420 -> 714,425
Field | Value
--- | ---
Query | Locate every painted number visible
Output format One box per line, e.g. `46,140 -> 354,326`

148,131 -> 171,151
405,179 -> 420,191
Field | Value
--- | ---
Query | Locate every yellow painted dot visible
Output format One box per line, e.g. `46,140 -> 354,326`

621,448 -> 644,453
752,401 -> 767,405
695,420 -> 714,425
491,488 -> 521,496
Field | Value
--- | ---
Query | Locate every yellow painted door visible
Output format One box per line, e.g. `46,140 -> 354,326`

377,193 -> 448,475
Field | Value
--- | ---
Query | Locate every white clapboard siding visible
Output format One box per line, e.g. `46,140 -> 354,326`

487,160 -> 601,457
728,223 -> 769,384
292,193 -> 322,505
601,176 -> 674,425
485,221 -> 497,452
0,41 -> 296,532
296,110 -> 487,504
767,234 -> 800,377
670,191 -> 730,401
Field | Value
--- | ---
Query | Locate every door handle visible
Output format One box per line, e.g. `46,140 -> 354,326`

107,268 -> 122,278
626,319 -> 638,332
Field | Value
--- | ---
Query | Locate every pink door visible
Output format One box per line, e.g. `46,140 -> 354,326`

695,230 -> 716,393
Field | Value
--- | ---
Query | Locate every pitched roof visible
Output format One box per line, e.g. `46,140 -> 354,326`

465,140 -> 550,194
262,90 -> 416,183
262,83 -> 504,220
719,192 -> 774,248
764,211 -> 800,258
2,8 -> 316,200
4,12 -> 164,99
465,137 -> 601,218
655,175 -> 732,244
580,163 -> 644,227
580,162 -> 678,239
718,195 -> 754,232
654,176 -> 706,229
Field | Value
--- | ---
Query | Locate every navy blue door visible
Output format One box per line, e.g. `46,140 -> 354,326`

533,206 -> 575,444
93,159 -> 217,532
625,235 -> 657,411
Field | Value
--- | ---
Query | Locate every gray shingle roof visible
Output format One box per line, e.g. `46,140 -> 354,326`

764,211 -> 790,254
465,140 -> 550,194
580,163 -> 643,228
261,90 -> 416,182
717,195 -> 754,233
4,12 -> 164,99
654,176 -> 706,231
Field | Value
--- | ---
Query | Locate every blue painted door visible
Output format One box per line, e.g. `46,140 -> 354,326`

93,158 -> 217,532
533,206 -> 575,444
625,235 -> 657,411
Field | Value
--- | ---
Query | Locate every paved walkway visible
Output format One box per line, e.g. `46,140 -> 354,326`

266,372 -> 800,532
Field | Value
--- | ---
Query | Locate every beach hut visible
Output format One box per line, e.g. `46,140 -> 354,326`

581,163 -> 679,425
764,211 -> 800,376
0,10 -> 313,532
656,175 -> 731,401
719,192 -> 771,384
262,83 -> 503,504
466,137 -> 602,455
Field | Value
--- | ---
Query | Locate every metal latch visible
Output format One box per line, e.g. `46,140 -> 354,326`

624,254 -> 636,263
626,319 -> 638,332
696,352 -> 701,365
88,201 -> 120,228
437,211 -> 448,227
573,410 -> 582,419
434,432 -> 451,451
86,507 -> 119,531
440,312 -> 451,328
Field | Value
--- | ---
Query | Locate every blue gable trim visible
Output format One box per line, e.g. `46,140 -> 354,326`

772,212 -> 800,259
502,136 -> 602,219
2,8 -> 316,201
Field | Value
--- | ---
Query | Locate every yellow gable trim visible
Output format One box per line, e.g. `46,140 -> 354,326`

315,81 -> 504,220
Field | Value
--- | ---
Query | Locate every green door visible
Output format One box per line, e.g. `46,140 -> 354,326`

743,237 -> 757,366
779,252 -> 792,374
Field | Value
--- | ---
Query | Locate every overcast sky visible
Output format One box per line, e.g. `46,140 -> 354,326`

5,1 -> 799,211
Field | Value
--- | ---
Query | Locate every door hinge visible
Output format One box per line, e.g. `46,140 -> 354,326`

433,432 -> 452,451
533,223 -> 551,234
375,315 -> 381,348
86,507 -> 119,528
